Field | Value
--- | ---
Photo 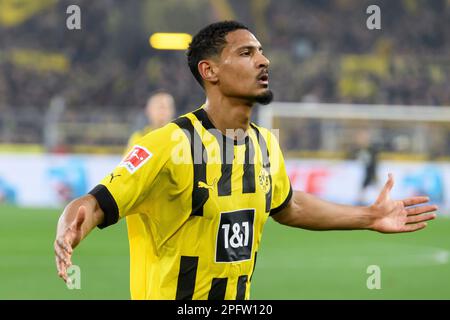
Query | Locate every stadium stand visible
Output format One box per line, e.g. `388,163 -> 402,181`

0,0 -> 449,149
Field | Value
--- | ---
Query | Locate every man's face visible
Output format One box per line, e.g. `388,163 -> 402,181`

146,94 -> 175,127
214,29 -> 272,104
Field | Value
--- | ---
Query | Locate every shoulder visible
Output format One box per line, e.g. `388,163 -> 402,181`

250,123 -> 281,148
128,126 -> 153,146
171,111 -> 200,129
126,122 -> 189,156
170,111 -> 207,142
141,122 -> 183,142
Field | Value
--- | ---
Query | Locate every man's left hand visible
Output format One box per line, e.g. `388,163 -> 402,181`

369,174 -> 438,233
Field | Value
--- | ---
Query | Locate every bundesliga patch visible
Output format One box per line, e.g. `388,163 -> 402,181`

120,145 -> 152,174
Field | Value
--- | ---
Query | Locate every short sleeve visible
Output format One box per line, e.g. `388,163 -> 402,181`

89,123 -> 179,228
267,131 -> 293,216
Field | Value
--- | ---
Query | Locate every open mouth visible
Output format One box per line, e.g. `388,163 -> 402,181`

257,73 -> 269,85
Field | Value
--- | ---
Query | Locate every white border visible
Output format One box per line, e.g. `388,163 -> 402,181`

214,208 -> 256,264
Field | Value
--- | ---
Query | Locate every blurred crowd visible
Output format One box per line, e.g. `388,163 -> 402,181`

0,0 -> 449,147
266,0 -> 450,106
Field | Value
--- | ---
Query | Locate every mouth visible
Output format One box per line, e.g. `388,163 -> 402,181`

257,72 -> 269,86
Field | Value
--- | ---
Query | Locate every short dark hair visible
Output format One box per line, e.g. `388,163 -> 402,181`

187,21 -> 249,88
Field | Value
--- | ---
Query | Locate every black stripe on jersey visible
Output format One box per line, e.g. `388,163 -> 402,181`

250,124 -> 272,213
193,108 -> 246,146
172,117 -> 208,217
270,184 -> 293,216
175,256 -> 199,300
243,135 -> 256,193
208,278 -> 228,300
193,108 -> 236,197
193,108 -> 214,131
250,251 -> 258,282
218,136 -> 233,196
236,275 -> 248,300
88,184 -> 119,229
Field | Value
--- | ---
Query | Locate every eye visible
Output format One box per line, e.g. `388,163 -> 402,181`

240,50 -> 251,56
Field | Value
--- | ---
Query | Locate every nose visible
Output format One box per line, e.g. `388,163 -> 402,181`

257,52 -> 270,69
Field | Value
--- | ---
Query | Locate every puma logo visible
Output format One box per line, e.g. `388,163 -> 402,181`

109,173 -> 122,183
198,179 -> 217,190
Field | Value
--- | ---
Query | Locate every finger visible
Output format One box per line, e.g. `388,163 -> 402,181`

402,222 -> 428,232
55,239 -> 72,263
406,213 -> 437,224
56,256 -> 67,280
402,196 -> 430,207
55,249 -> 73,282
54,245 -> 70,266
55,255 -> 63,273
59,269 -> 68,282
55,255 -> 68,282
57,238 -> 72,255
406,204 -> 438,216
377,173 -> 394,201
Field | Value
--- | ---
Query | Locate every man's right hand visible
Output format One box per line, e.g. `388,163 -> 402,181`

54,206 -> 86,282
53,195 -> 105,283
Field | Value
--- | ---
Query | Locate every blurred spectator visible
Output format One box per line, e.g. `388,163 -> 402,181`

127,91 -> 175,149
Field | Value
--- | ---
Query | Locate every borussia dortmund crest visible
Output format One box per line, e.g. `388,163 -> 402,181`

258,167 -> 271,194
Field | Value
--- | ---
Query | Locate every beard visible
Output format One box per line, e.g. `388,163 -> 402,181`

253,89 -> 274,105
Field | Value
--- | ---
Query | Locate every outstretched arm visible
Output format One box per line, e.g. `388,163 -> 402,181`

54,194 -> 105,282
273,174 -> 437,233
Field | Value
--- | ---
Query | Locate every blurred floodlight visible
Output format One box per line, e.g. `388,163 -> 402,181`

149,33 -> 192,50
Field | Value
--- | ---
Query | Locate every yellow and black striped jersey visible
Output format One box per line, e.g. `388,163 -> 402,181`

124,125 -> 156,300
89,106 -> 292,300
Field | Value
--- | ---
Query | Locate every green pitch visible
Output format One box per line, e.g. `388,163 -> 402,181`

0,205 -> 449,299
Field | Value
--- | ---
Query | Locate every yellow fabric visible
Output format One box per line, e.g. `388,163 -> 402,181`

125,125 -> 155,300
99,107 -> 291,299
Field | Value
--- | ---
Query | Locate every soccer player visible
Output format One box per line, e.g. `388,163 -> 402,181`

127,91 -> 175,149
54,21 -> 437,300
125,91 -> 175,299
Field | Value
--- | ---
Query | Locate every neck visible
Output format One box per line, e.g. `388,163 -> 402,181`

203,95 -> 253,138
152,121 -> 165,129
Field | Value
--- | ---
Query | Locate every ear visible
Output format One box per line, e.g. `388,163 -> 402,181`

198,60 -> 219,84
